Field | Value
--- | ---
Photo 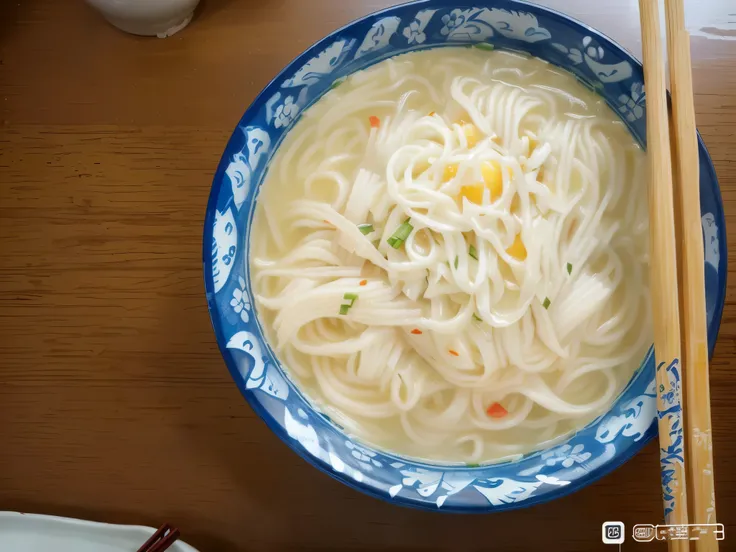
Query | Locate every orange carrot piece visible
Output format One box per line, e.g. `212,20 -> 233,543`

486,402 -> 508,418
369,115 -> 380,128
411,329 -> 422,335
448,349 -> 459,357
359,280 -> 368,286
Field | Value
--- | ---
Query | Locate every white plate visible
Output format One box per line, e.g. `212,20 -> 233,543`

0,512 -> 200,552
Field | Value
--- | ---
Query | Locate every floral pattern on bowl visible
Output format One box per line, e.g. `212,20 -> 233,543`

203,0 -> 727,511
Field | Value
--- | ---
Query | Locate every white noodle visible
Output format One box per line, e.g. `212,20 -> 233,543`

250,48 -> 651,463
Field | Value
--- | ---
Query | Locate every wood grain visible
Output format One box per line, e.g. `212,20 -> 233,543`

1,1 -> 735,551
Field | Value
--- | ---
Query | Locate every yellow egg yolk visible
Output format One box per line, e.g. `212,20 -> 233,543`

459,161 -> 504,205
506,233 -> 527,260
462,123 -> 480,148
443,164 -> 458,182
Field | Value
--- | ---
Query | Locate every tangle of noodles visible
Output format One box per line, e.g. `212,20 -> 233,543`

251,48 -> 651,464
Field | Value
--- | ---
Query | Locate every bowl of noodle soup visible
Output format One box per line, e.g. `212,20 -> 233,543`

204,0 -> 726,511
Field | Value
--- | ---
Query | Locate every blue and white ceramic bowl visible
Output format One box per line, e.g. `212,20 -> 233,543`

203,0 -> 726,511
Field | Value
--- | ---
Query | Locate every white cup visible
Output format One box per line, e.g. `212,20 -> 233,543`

87,0 -> 201,38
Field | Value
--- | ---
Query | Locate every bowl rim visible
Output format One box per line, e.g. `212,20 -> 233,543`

202,0 -> 727,512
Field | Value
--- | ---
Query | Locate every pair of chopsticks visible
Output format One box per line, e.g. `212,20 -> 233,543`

136,524 -> 181,552
639,0 -> 718,551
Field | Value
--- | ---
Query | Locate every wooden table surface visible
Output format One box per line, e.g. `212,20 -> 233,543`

1,1 -> 734,550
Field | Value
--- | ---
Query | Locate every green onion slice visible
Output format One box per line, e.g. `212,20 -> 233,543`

329,77 -> 346,90
387,219 -> 413,249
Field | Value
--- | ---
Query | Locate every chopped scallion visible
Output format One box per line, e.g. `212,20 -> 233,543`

466,462 -> 481,468
566,262 -> 572,275
473,313 -> 482,322
339,293 -> 359,315
387,219 -> 413,249
329,77 -> 346,90
542,297 -> 551,309
358,223 -> 374,235
469,245 -> 478,260
472,42 -> 495,51
454,256 -> 459,269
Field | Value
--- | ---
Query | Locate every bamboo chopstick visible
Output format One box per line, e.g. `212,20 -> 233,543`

638,1 -> 689,550
664,0 -> 719,549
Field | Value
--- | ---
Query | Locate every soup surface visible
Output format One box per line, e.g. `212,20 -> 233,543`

250,48 -> 651,464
